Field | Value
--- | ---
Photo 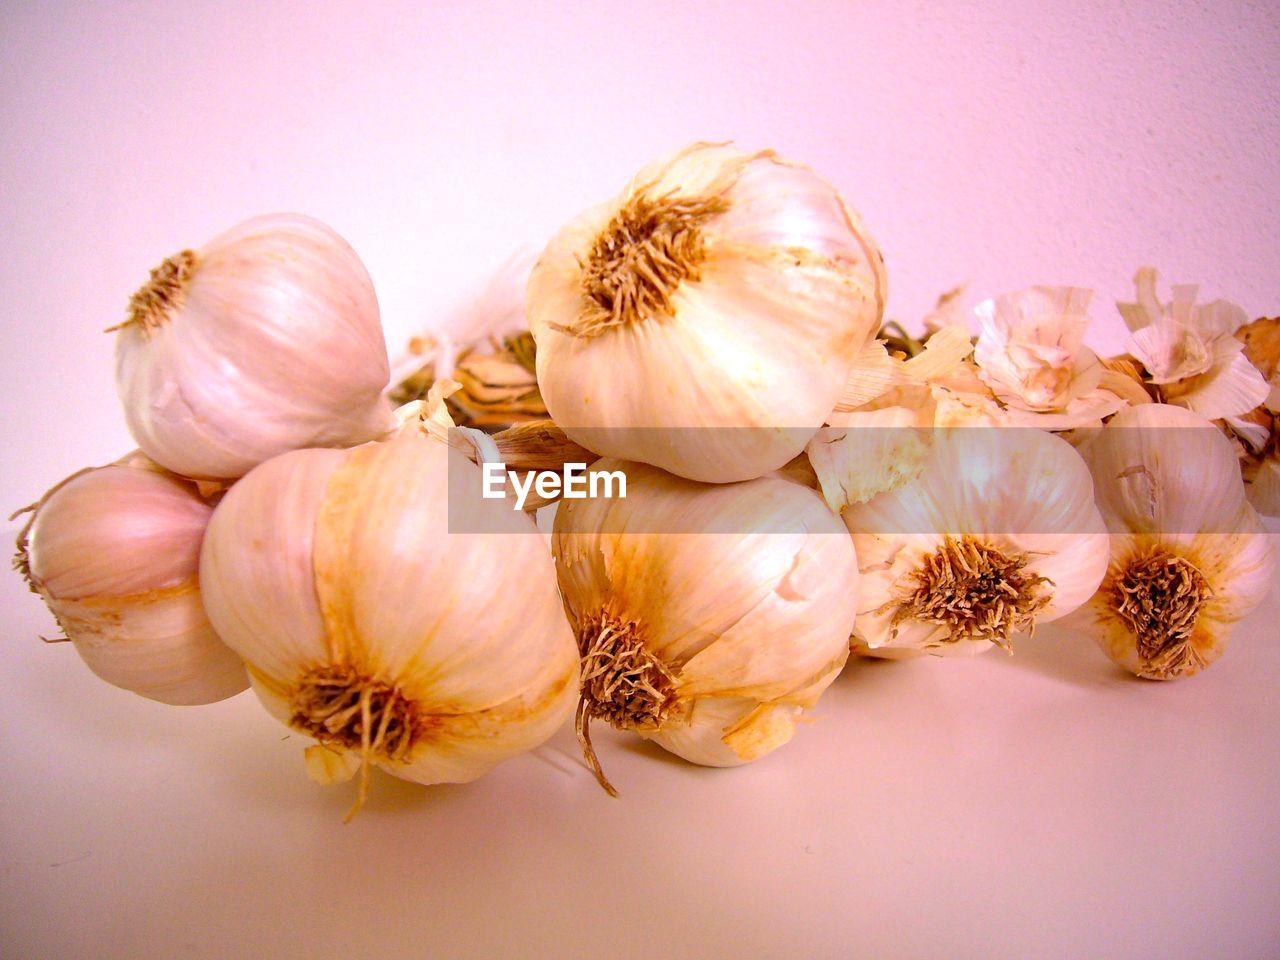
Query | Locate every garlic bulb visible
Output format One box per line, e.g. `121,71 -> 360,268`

14,454 -> 247,705
199,422 -> 578,814
843,428 -> 1110,657
527,142 -> 887,484
553,460 -> 859,791
1073,403 -> 1275,679
114,213 -> 394,479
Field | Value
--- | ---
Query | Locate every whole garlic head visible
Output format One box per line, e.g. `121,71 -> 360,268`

528,142 -> 887,484
1075,403 -> 1275,679
114,213 -> 395,479
16,454 -> 248,705
553,460 -> 859,789
199,425 -> 579,813
843,428 -> 1111,657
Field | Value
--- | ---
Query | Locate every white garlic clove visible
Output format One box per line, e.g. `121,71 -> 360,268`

17,456 -> 248,705
114,213 -> 395,480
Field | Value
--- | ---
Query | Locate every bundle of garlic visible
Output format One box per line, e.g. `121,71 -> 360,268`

13,453 -> 247,705
842,428 -> 1111,657
527,142 -> 887,483
114,213 -> 395,479
12,135 -> 1280,820
1071,404 -> 1276,679
199,400 -> 579,817
552,459 -> 859,793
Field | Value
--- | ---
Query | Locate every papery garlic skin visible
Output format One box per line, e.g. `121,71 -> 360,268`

553,460 -> 858,780
843,429 -> 1110,657
199,430 -> 578,793
1075,404 -> 1275,679
974,286 -> 1126,429
1244,454 -> 1280,517
646,696 -> 808,767
115,214 -> 394,479
388,251 -> 548,430
528,143 -> 887,484
1118,267 -> 1270,421
18,456 -> 247,705
807,400 -> 934,513
1231,316 -> 1280,517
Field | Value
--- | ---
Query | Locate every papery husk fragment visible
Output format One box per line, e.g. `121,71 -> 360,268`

1228,317 -> 1280,514
390,332 -> 547,430
1236,317 -> 1280,384
834,325 -> 976,413
807,393 -> 934,512
1099,355 -> 1156,408
395,380 -> 596,512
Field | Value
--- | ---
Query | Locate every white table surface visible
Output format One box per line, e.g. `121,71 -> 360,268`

3,523 -> 1278,960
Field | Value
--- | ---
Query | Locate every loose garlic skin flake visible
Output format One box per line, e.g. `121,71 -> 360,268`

843,429 -> 1111,658
553,460 -> 859,788
199,431 -> 579,802
528,143 -> 887,484
16,456 -> 248,705
114,214 -> 394,480
1076,404 -> 1275,679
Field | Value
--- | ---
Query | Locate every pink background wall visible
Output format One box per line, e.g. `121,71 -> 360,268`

3,0 -> 1278,497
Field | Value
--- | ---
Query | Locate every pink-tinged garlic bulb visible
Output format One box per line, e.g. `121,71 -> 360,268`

114,213 -> 394,480
14,455 -> 247,705
843,429 -> 1111,658
198,421 -> 578,815
527,142 -> 887,484
1076,403 -> 1275,679
552,460 -> 859,793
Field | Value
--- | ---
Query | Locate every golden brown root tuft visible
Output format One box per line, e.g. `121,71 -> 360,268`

896,536 -> 1051,651
290,665 -> 418,821
573,611 -> 679,796
564,191 -> 729,338
1111,547 -> 1213,679
10,501 -> 38,593
109,250 -> 198,334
